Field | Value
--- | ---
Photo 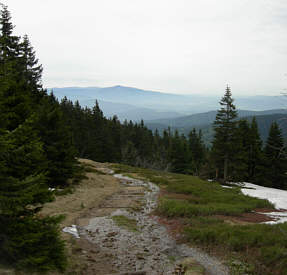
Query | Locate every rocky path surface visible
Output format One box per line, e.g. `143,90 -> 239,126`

68,167 -> 229,275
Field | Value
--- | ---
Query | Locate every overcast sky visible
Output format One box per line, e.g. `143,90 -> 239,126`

4,0 -> 287,96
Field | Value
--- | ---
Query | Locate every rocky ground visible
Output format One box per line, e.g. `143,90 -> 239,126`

65,160 -> 229,275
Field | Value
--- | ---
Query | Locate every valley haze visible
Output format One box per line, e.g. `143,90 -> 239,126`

51,85 -> 286,121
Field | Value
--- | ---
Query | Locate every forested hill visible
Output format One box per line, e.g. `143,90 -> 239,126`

51,86 -> 286,121
146,109 -> 287,129
199,113 -> 287,146
146,110 -> 287,144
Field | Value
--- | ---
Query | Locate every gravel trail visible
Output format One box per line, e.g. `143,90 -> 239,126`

77,171 -> 229,275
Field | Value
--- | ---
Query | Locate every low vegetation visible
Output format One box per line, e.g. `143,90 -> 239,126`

185,218 -> 287,273
113,163 -> 286,275
111,215 -> 139,232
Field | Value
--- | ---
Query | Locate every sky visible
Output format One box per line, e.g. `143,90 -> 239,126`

4,0 -> 287,96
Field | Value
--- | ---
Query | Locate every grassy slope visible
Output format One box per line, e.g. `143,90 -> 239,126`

112,164 -> 287,275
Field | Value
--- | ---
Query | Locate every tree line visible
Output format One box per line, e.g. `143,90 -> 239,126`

59,97 -> 207,175
60,86 -> 287,190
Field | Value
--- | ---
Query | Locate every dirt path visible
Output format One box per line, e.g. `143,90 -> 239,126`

62,160 -> 229,275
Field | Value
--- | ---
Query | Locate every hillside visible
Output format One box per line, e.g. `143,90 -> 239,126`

146,109 -> 287,128
82,100 -> 182,121
146,111 -> 287,145
51,86 -> 286,121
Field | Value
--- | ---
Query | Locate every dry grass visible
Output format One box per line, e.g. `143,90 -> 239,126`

40,159 -> 121,274
40,159 -> 120,229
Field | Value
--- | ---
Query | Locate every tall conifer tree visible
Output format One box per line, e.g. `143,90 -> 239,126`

0,5 -> 30,130
0,5 -> 67,271
35,95 -> 78,187
212,85 -> 238,181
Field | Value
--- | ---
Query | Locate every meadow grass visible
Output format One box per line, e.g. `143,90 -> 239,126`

185,217 -> 287,274
113,163 -> 273,217
112,164 -> 287,274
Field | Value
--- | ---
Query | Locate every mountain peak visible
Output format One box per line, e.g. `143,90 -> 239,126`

113,85 -> 125,89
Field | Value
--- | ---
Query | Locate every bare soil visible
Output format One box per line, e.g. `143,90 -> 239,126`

40,159 -> 120,229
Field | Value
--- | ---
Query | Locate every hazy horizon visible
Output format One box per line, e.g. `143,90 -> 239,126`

49,84 -> 286,98
6,0 -> 287,96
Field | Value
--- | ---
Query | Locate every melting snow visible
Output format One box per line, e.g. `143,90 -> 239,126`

240,182 -> 287,224
62,224 -> 80,238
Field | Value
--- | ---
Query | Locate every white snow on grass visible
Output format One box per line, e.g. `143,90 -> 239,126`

240,182 -> 287,224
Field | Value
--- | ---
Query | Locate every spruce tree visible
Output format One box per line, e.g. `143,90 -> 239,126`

20,35 -> 43,89
35,95 -> 78,187
212,85 -> 238,181
0,5 -> 67,271
0,119 -> 66,271
0,5 -> 30,131
0,5 -> 20,60
0,119 -> 52,217
19,35 -> 46,103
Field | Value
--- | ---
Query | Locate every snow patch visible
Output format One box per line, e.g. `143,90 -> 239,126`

62,224 -> 80,238
241,182 -> 287,209
240,182 -> 287,224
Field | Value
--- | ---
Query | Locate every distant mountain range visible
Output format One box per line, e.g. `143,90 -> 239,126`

50,85 -> 287,143
50,86 -> 286,122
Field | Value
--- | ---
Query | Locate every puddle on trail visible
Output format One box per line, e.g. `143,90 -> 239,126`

76,172 -> 229,275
